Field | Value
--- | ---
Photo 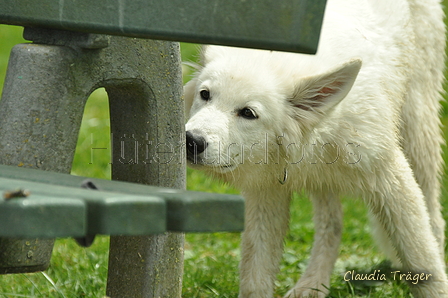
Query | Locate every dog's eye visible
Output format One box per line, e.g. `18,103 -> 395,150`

239,107 -> 258,119
200,90 -> 210,101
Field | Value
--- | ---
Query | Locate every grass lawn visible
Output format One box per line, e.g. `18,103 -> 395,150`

1,14 -> 448,297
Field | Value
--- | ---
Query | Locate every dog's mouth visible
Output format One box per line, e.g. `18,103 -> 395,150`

186,156 -> 237,173
218,163 -> 237,173
221,164 -> 234,169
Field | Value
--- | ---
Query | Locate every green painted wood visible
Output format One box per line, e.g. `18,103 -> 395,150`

0,165 -> 244,234
0,176 -> 166,237
0,0 -> 327,54
165,193 -> 244,233
0,195 -> 85,238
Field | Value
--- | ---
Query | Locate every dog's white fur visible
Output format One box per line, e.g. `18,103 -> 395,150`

184,0 -> 447,297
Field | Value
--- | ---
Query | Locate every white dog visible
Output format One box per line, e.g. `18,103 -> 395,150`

184,0 -> 447,297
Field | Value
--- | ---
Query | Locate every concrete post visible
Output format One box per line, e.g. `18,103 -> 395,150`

0,28 -> 185,297
105,40 -> 185,298
0,36 -> 89,274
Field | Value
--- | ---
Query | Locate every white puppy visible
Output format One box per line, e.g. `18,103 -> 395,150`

184,0 -> 447,297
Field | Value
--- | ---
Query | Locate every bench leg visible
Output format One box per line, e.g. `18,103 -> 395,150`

105,41 -> 185,298
108,234 -> 184,297
0,42 -> 88,273
0,31 -> 185,296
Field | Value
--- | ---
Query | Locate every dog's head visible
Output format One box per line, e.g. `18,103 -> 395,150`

184,46 -> 361,177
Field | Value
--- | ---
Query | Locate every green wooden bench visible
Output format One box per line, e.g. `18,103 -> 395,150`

0,0 -> 326,54
0,164 -> 244,238
0,1 -> 326,297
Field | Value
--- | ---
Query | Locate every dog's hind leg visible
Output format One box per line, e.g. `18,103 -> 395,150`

284,192 -> 343,298
400,0 -> 446,258
365,148 -> 448,297
399,80 -> 445,259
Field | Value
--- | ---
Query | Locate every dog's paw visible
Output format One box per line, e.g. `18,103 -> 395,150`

283,279 -> 329,298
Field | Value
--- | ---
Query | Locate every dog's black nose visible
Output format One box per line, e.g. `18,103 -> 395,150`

186,131 -> 208,157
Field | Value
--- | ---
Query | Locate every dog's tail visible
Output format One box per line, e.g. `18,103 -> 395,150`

400,0 -> 446,254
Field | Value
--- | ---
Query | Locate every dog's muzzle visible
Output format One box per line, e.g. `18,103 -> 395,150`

186,131 -> 208,163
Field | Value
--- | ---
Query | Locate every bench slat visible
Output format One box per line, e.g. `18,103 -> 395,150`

0,165 -> 244,236
0,194 -> 86,238
0,0 -> 327,54
0,176 -> 166,237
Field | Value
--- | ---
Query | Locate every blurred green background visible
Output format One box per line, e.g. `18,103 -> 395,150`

1,7 -> 448,297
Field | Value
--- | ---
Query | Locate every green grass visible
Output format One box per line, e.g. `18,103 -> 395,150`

1,15 -> 448,297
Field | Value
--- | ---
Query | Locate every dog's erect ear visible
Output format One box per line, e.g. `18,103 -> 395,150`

184,77 -> 198,119
289,58 -> 362,123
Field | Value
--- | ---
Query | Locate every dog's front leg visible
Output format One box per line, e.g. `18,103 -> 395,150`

239,187 -> 292,298
285,193 -> 342,298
